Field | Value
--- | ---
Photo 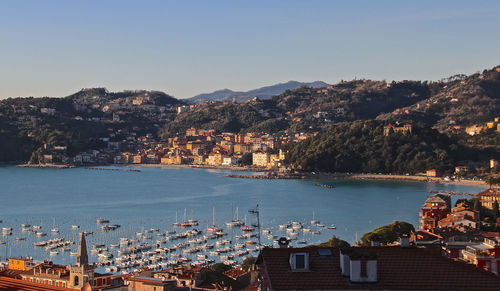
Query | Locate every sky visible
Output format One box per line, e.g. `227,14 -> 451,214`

1,0 -> 499,99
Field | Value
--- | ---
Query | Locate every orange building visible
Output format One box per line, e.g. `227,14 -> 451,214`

8,257 -> 35,271
234,143 -> 252,154
160,155 -> 182,165
454,166 -> 469,174
491,159 -> 498,169
132,155 -> 144,164
426,169 -> 439,177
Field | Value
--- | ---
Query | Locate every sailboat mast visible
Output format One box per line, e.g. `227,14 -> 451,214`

212,206 -> 215,226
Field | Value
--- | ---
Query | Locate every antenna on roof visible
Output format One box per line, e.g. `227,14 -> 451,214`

249,205 -> 261,246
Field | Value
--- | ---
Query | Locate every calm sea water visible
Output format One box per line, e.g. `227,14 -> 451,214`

0,165 -> 485,267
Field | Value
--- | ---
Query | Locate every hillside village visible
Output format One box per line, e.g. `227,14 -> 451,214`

1,66 -> 500,177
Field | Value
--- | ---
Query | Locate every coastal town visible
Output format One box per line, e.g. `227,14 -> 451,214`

27,126 -> 298,170
2,1 -> 500,290
23,122 -> 500,187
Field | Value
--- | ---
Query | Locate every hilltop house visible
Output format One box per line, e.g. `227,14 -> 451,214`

383,123 -> 412,136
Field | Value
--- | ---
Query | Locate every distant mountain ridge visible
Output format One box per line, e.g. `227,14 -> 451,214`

187,80 -> 329,103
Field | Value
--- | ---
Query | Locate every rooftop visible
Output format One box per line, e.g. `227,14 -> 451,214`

258,246 -> 500,290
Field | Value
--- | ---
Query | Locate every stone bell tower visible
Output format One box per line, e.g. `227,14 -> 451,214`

69,232 -> 95,289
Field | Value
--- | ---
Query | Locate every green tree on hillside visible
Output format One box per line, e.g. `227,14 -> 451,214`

360,221 -> 415,246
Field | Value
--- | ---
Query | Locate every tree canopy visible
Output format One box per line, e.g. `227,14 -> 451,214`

360,221 -> 415,246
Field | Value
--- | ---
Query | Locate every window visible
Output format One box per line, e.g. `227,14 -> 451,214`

289,253 -> 309,270
295,254 -> 306,269
62,282 -> 66,288
56,282 -> 59,287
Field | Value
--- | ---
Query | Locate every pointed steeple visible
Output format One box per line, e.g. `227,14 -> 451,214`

76,232 -> 88,267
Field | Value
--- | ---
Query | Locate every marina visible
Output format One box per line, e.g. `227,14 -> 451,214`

0,212 -> 333,274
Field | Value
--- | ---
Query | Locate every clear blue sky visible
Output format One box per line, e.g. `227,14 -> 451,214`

1,0 -> 499,99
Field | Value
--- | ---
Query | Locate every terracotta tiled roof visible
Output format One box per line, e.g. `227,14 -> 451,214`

480,231 -> 500,238
0,276 -> 72,291
128,276 -> 175,286
224,268 -> 249,279
479,189 -> 500,197
258,246 -> 500,290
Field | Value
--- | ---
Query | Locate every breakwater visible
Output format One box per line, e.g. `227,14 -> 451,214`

85,167 -> 141,172
226,173 -> 307,179
16,163 -> 75,169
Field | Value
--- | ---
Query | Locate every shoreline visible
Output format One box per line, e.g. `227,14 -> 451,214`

14,163 -> 488,187
226,172 -> 487,187
346,173 -> 487,187
130,163 -> 271,172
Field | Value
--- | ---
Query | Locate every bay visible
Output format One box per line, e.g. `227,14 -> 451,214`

0,165 -> 485,268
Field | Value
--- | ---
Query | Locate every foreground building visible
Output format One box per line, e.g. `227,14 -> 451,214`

0,233 -> 117,290
256,241 -> 500,290
461,236 -> 500,274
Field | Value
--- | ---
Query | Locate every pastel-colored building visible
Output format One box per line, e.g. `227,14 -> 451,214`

419,194 -> 451,231
479,189 -> 500,211
252,152 -> 270,168
426,169 -> 439,177
206,153 -> 223,166
8,258 -> 34,271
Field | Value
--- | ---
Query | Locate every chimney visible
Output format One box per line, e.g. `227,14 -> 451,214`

277,237 -> 290,248
370,234 -> 380,246
339,247 -> 352,277
349,253 -> 378,283
399,234 -> 410,248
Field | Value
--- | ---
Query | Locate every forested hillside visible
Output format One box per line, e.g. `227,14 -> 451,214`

283,120 -> 498,174
378,67 -> 500,131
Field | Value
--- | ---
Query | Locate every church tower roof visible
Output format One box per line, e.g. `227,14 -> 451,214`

76,232 -> 89,267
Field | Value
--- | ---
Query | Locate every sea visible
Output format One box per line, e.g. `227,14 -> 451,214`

0,165 -> 485,270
